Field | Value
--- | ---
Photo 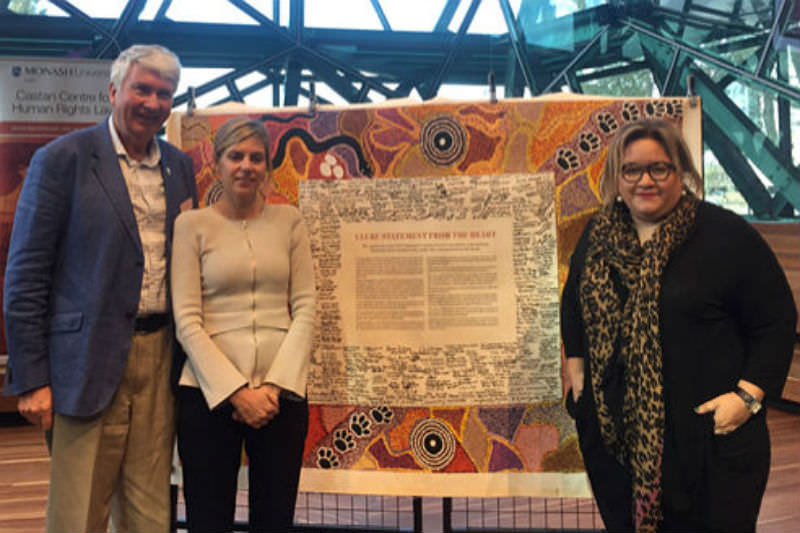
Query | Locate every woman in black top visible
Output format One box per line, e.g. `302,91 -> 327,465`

561,119 -> 796,532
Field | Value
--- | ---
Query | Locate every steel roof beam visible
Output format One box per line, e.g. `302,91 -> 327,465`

651,5 -> 766,34
173,47 -> 295,106
225,79 -> 244,102
298,54 -> 365,102
289,0 -> 303,41
693,67 -> 800,215
370,0 -> 391,31
624,17 -> 800,104
756,0 -> 789,76
224,0 -> 396,99
434,0 -> 459,32
499,0 -> 538,95
541,25 -> 609,94
154,0 -> 171,21
228,0 -> 294,43
702,95 -> 783,218
47,0 -> 119,53
96,0 -> 147,58
421,0 -> 480,99
284,59 -> 301,106
640,31 -> 799,216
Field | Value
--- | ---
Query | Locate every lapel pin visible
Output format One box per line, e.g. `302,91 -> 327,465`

166,166 -> 172,176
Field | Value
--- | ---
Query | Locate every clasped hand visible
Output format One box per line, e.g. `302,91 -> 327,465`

229,384 -> 281,429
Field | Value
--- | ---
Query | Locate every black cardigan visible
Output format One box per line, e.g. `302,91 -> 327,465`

560,200 -> 796,501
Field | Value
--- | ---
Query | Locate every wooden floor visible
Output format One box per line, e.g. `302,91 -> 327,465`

1,408 -> 798,532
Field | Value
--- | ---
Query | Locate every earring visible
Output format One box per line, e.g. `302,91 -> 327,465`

615,195 -> 623,203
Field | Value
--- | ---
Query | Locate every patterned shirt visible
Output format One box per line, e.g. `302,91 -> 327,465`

108,117 -> 168,315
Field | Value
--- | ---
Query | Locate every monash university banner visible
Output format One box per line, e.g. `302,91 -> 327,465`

0,57 -> 111,354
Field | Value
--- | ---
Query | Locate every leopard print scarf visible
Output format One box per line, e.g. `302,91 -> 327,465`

579,194 -> 698,532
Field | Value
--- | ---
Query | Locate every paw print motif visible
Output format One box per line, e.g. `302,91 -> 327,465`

665,99 -> 683,118
644,101 -> 666,118
621,102 -> 640,122
370,406 -> 394,424
332,428 -> 356,453
577,132 -> 600,154
349,412 -> 372,437
555,148 -> 580,171
316,447 -> 340,469
320,153 -> 344,179
595,112 -> 619,134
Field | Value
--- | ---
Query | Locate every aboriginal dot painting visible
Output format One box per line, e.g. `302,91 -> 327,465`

175,96 -> 699,497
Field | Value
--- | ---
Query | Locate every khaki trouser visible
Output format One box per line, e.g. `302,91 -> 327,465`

47,327 -> 175,533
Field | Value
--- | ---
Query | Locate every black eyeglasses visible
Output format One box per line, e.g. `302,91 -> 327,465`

620,162 -> 675,183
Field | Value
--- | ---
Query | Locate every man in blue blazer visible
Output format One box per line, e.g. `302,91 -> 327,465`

3,44 -> 197,532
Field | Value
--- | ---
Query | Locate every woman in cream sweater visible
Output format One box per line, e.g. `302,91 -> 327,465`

171,117 -> 316,533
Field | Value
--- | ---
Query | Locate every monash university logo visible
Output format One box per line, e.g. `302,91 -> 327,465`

9,62 -> 107,82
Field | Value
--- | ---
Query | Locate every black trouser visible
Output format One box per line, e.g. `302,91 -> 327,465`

568,387 -> 633,532
177,386 -> 309,533
568,384 -> 770,533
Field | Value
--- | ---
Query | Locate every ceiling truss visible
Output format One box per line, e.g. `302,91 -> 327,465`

0,0 -> 798,218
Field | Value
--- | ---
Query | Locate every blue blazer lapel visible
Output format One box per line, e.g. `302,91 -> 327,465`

90,123 -> 142,252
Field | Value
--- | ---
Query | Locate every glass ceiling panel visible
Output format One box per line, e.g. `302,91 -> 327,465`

315,81 -> 349,106
447,0 -> 472,33
438,83 -> 491,101
380,0 -> 446,32
36,0 -> 271,23
194,85 -> 231,108
581,69 -> 657,97
305,0 -> 382,30
242,85 -> 279,107
37,0 -> 100,17
42,0 -> 125,18
139,0 -> 161,20
9,0 -> 51,15
704,148 -> 750,215
242,0 -> 274,20
792,105 -> 800,167
164,0 -> 259,24
176,67 -> 234,96
725,79 -> 784,147
139,0 -> 274,21
553,0 -> 606,17
465,0 -> 512,35
236,71 -> 267,89
520,12 -> 580,52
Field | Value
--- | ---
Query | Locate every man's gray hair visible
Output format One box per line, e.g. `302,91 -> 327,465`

110,44 -> 181,91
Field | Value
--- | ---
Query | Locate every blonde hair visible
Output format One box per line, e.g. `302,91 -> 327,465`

213,117 -> 273,171
110,44 -> 181,91
598,119 -> 701,206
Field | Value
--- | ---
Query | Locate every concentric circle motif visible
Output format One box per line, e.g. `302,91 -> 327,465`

409,418 -> 457,471
420,115 -> 467,167
204,180 -> 224,206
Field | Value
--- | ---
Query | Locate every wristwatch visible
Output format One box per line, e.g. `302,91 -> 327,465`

734,387 -> 762,415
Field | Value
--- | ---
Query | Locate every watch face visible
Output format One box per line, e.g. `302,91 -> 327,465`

736,388 -> 761,414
